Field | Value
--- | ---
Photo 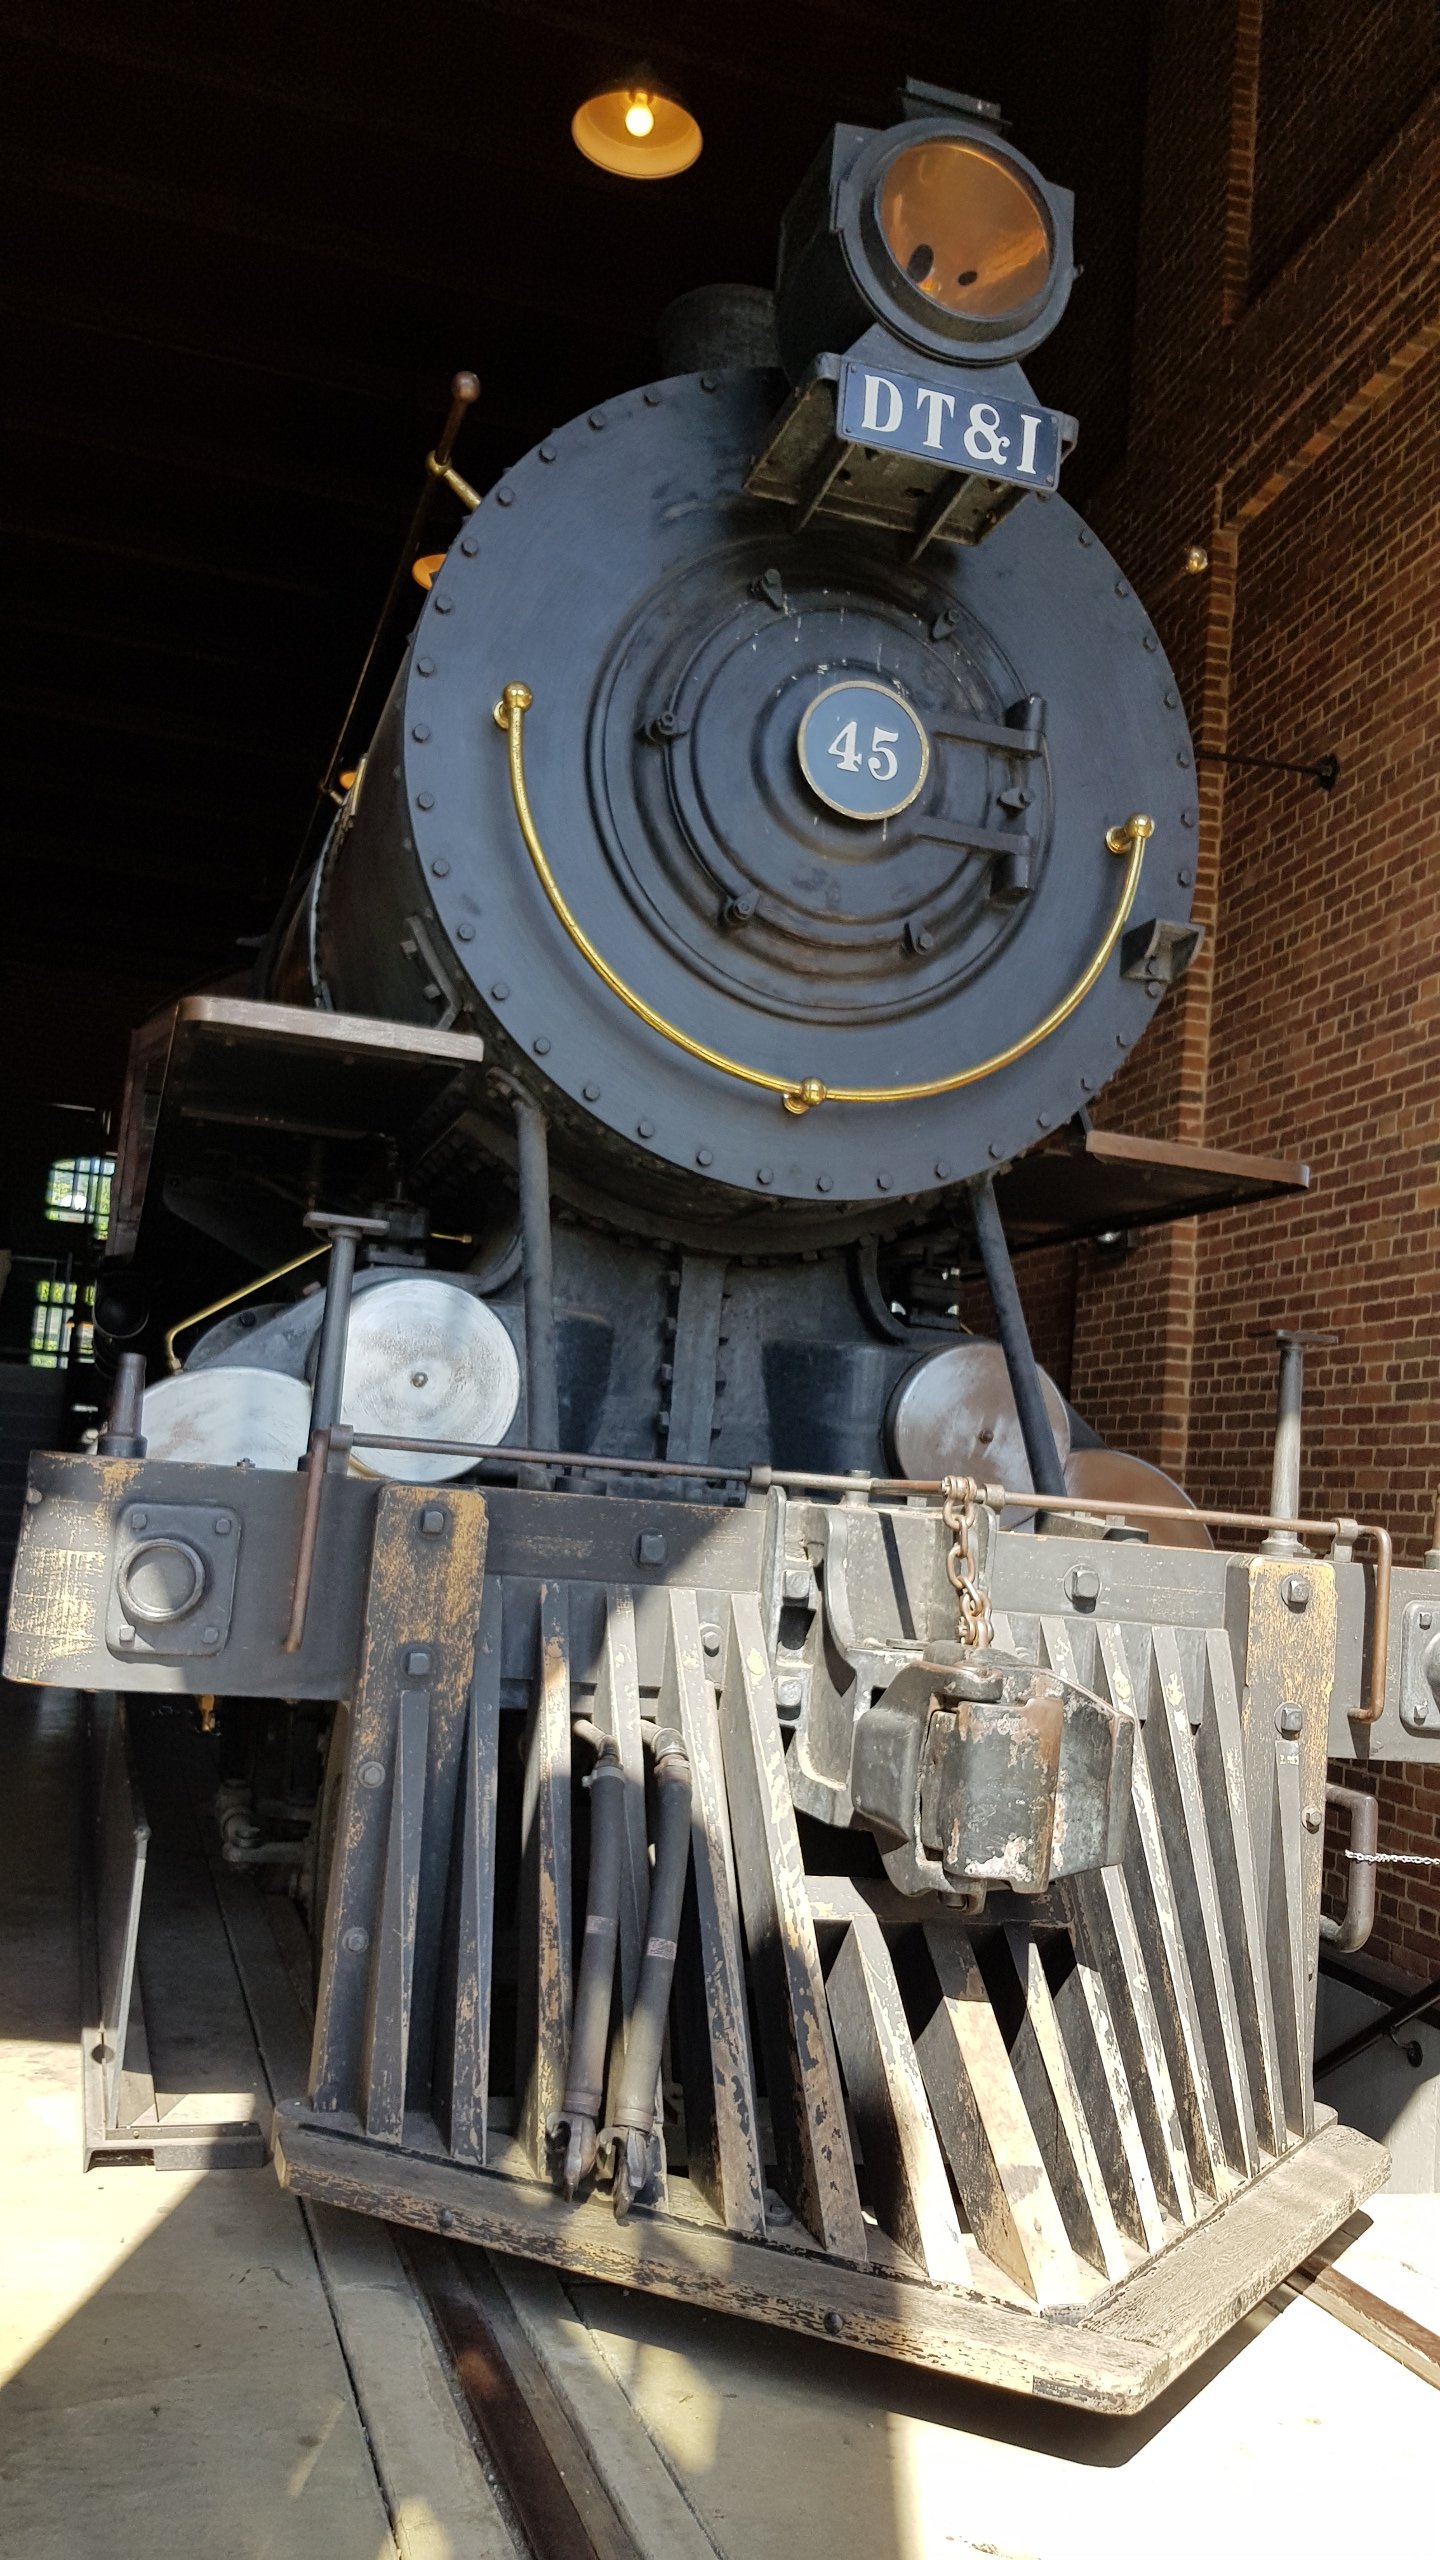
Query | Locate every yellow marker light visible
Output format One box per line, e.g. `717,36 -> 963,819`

411,553 -> 446,591
572,75 -> 701,179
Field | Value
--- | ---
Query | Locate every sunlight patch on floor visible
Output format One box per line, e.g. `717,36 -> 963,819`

0,2031 -> 204,2389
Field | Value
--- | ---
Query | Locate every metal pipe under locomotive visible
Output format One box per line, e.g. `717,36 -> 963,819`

9,80 -> 1433,2409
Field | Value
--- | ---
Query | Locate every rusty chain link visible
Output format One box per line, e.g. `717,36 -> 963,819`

942,1476 -> 994,1651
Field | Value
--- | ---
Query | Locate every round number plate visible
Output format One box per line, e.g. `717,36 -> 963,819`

797,677 -> 930,821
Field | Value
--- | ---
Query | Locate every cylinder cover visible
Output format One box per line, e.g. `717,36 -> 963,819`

338,1277 -> 521,1481
142,1366 -> 312,1472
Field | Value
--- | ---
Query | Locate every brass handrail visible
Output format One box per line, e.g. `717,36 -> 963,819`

163,1242 -> 329,1374
494,681 -> 1153,1115
282,1426 -> 1397,1727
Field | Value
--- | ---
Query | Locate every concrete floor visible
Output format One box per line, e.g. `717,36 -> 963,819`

0,1688 -> 511,2560
566,2195 -> 1440,2560
2,1684 -> 1437,2560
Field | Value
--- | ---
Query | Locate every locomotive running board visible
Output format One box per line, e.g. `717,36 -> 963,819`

273,2112 -> 1381,2413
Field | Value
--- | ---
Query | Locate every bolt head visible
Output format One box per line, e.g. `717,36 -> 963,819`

130,1510 -> 148,1532
1280,1574 -> 1312,1611
359,1760 -> 387,1789
342,1927 -> 369,1955
213,1514 -> 232,1535
418,1507 -> 447,1537
635,1531 -> 666,1567
201,1626 -> 221,1646
25,1486 -> 41,1507
403,1647 -> 433,1678
116,1624 -> 135,1646
1066,1566 -> 1102,1605
775,1675 -> 803,1710
1302,1804 -> 1323,1833
699,1622 -> 722,1656
1276,1704 -> 1303,1738
1419,1609 -> 1434,1631
783,1567 -> 811,1602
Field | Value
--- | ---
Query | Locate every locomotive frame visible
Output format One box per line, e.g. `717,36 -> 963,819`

7,984 -> 1422,2411
8,76 -> 1438,2410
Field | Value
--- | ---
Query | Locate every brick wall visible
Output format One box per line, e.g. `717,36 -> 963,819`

1057,2 -> 1440,1965
1250,0 -> 1436,290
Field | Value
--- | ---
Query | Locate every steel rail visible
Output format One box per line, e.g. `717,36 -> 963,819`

401,2235 -> 634,2559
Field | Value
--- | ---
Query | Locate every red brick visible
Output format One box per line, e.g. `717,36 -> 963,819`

1045,8 -> 1440,1964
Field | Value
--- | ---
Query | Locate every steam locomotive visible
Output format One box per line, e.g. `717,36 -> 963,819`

9,80 -> 1432,2410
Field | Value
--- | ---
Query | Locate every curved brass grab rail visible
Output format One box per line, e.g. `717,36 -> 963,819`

494,682 -> 1153,1115
164,1241 -> 330,1375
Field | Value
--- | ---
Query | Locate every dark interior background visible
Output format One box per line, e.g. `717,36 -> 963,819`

0,0 -> 1154,1247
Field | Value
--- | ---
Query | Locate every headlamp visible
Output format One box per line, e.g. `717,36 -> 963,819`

775,84 -> 1074,380
876,138 -> 1053,324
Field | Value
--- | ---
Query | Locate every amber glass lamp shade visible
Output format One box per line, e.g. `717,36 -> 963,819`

572,82 -> 702,179
879,139 -> 1052,320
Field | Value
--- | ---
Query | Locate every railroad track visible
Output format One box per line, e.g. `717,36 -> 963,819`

402,2234 -> 659,2560
186,1740 -> 715,2559
188,1718 -> 1439,2560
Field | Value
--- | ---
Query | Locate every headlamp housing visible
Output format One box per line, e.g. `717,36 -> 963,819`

775,97 -> 1075,382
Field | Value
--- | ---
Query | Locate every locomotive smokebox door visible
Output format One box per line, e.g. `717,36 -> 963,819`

315,147 -> 1194,1225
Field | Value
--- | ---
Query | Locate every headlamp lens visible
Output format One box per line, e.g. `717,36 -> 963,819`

879,140 -> 1052,321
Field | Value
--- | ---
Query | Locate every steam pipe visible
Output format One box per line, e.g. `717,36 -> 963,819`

606,1726 -> 691,2219
554,1735 -> 625,2197
98,1351 -> 147,1458
303,372 -> 480,858
1318,1781 -> 1377,1955
967,1173 -> 1067,1501
508,1088 -> 559,1490
1259,1330 -> 1335,1557
304,1211 -> 388,1442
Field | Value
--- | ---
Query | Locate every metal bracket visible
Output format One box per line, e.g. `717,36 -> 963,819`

744,362 -> 1075,551
105,1502 -> 242,1663
1398,1599 -> 1440,1734
401,912 -> 463,1030
1121,917 -> 1205,987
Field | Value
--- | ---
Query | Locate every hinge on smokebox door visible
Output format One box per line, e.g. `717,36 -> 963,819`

400,913 -> 463,1030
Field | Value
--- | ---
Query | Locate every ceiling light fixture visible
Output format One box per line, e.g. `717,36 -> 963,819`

572,71 -> 702,179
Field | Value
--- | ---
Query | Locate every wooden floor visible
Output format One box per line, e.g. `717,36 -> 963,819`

2,1684 -> 1437,2560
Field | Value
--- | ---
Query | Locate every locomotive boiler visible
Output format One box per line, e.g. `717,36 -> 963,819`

9,80 -> 1435,2410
